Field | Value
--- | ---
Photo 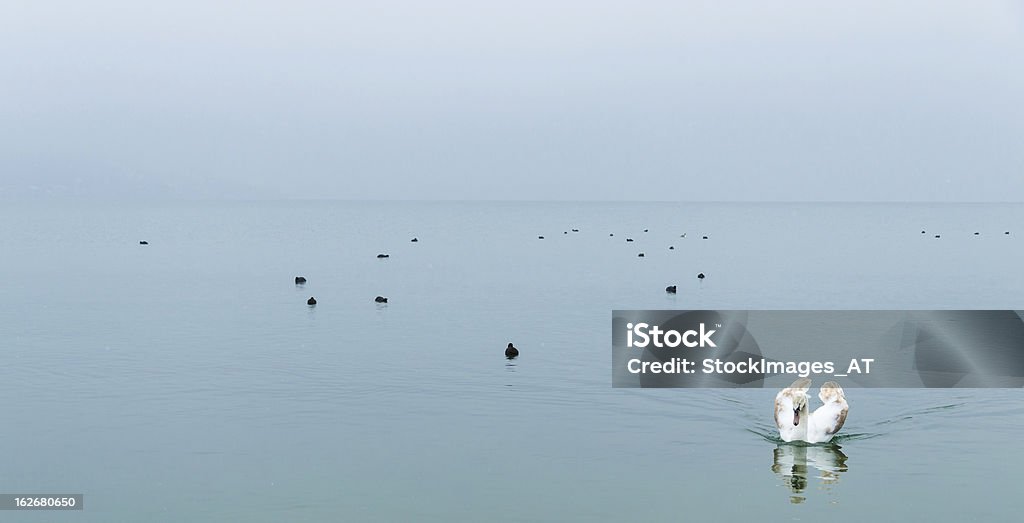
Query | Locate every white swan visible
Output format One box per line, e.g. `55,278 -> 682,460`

774,379 -> 848,443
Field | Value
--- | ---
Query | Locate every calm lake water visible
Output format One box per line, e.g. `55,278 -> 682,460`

1,201 -> 1022,522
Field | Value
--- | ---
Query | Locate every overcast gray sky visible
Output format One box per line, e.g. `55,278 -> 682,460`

2,1 -> 1022,200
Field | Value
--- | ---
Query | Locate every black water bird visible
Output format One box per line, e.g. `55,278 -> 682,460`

669,246 -> 675,250
638,252 -> 645,257
702,236 -> 708,240
411,237 -> 419,242
375,296 -> 388,303
139,241 -> 148,245
377,253 -> 390,258
974,232 -> 980,235
295,276 -> 307,284
935,235 -> 941,238
538,236 -> 545,239
307,297 -> 317,305
572,229 -> 579,232
697,273 -> 705,280
643,229 -> 649,232
626,238 -> 633,242
666,285 -> 677,294
505,343 -> 519,359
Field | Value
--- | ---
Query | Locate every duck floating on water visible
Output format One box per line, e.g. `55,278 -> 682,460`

774,378 -> 848,443
505,343 -> 519,359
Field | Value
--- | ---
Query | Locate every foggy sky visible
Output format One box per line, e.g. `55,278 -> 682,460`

2,1 -> 1023,200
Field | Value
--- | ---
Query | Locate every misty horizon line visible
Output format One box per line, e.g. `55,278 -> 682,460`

2,196 -> 1022,204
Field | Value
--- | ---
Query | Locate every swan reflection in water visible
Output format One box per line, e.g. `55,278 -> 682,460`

771,443 -> 849,504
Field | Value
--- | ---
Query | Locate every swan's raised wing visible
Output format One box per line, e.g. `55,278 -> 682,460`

813,381 -> 848,436
789,377 -> 812,394
818,381 -> 845,404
